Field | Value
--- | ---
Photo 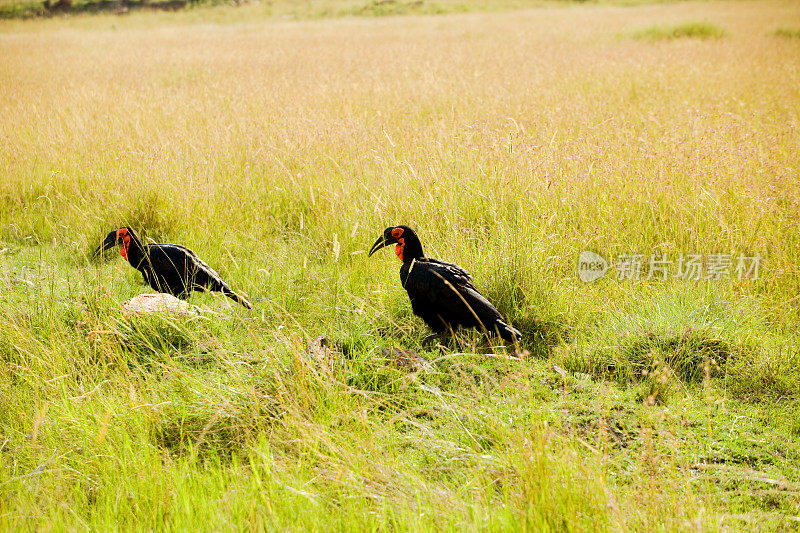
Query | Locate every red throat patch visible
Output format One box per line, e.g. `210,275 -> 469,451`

391,228 -> 405,261
394,238 -> 405,262
117,228 -> 131,261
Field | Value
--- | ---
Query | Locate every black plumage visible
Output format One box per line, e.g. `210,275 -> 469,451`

369,225 -> 521,345
94,227 -> 252,309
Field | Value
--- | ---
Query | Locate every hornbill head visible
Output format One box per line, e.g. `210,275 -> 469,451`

368,225 -> 422,262
93,227 -> 136,261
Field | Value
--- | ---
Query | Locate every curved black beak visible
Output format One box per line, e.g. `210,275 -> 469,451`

93,230 -> 119,259
368,235 -> 389,257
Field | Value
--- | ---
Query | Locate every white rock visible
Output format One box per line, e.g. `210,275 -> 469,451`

121,293 -> 201,317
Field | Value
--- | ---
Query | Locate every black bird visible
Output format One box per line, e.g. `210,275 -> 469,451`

369,225 -> 521,346
94,227 -> 253,309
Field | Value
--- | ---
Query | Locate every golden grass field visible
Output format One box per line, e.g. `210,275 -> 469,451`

1,0 -> 800,529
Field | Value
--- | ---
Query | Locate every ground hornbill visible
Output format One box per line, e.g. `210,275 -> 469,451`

369,225 -> 521,346
94,227 -> 253,309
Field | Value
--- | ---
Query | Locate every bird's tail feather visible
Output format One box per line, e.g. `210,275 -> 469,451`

224,289 -> 253,309
495,321 -> 522,343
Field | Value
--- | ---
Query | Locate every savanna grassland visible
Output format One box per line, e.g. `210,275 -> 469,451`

2,0 -> 800,530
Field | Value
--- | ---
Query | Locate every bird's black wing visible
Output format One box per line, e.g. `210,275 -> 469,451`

403,258 -> 503,333
149,244 -> 231,291
147,244 -> 252,308
424,258 -> 474,284
141,244 -> 195,295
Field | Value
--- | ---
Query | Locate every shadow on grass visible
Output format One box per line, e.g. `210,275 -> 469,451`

515,315 -> 571,358
623,328 -> 732,383
561,327 -> 741,390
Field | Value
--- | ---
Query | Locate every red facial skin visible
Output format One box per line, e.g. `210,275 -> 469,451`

391,227 -> 405,261
117,228 -> 131,261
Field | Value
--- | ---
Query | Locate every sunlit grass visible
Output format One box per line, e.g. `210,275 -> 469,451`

1,0 -> 800,529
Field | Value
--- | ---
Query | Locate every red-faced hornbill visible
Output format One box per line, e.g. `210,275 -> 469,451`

369,225 -> 521,346
94,227 -> 253,309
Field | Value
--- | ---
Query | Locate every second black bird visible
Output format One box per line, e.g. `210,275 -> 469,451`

369,225 -> 521,346
94,227 -> 252,309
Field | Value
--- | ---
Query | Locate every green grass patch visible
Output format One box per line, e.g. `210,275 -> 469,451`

632,21 -> 726,41
774,28 -> 800,39
0,1 -> 44,18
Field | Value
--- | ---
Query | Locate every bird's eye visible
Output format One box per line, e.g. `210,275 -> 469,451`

391,228 -> 404,238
